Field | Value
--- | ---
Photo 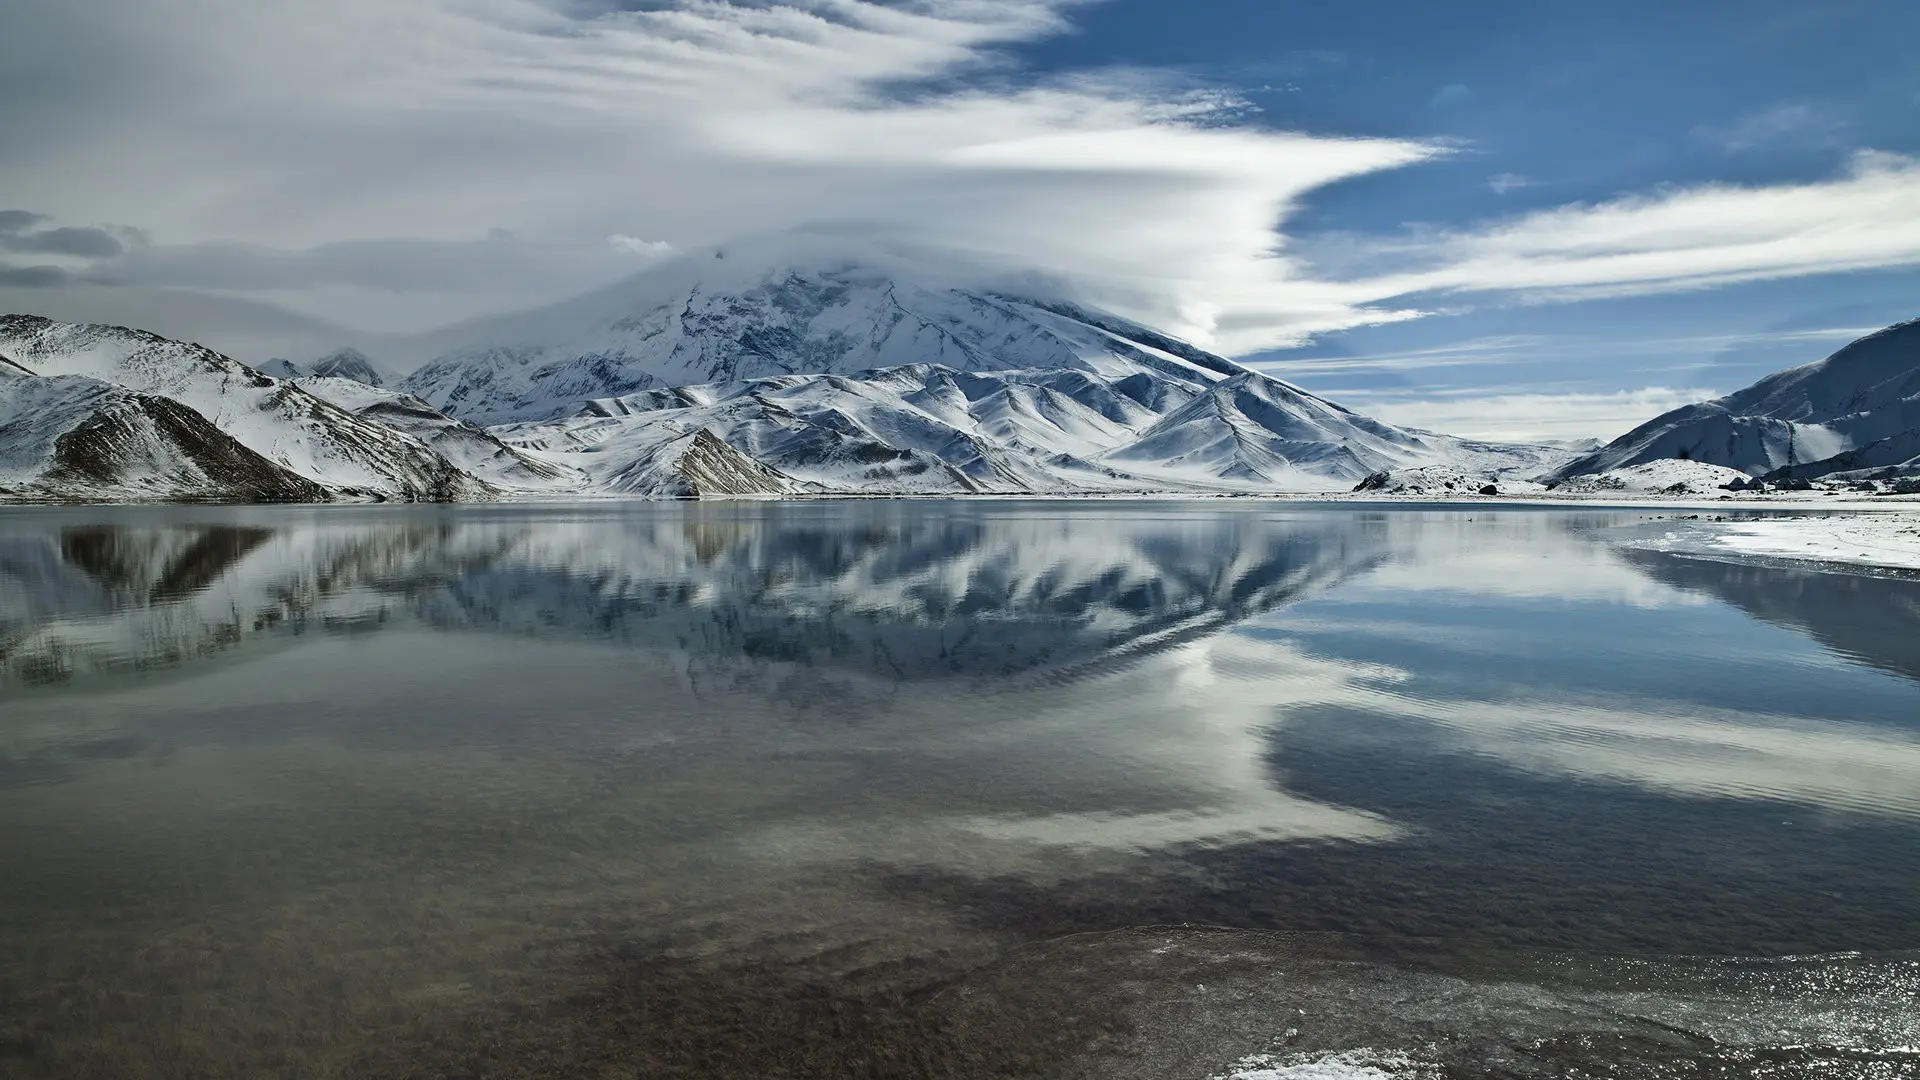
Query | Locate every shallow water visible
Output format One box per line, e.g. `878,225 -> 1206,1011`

0,501 -> 1915,1079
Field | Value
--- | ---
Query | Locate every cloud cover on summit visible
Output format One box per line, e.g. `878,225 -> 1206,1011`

2,0 -> 1919,372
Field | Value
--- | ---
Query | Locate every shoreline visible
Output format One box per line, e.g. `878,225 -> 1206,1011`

7,492 -> 1919,574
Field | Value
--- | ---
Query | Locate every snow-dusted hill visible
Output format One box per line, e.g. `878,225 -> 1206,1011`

289,376 -> 584,491
0,368 -> 328,502
259,347 -> 392,388
0,316 -> 487,500
414,249 -> 1567,493
1554,318 -> 1920,480
1547,459 -> 1749,496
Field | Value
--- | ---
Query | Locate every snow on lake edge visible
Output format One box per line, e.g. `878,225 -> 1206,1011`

1708,513 -> 1920,571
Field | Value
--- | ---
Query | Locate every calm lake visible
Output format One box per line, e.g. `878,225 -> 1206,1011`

2,501 -> 1916,1079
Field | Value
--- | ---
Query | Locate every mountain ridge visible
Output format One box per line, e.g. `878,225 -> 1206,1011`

0,314 -> 490,501
2,246 -> 1575,501
1553,317 -> 1920,481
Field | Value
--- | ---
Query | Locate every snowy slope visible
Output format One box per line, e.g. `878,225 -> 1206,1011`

1546,459 -> 1749,495
291,376 -> 584,491
1554,318 -> 1920,479
1108,372 -> 1435,489
0,316 -> 487,500
495,360 -> 1569,495
1762,428 -> 1920,483
406,245 -> 1306,427
0,368 -> 327,502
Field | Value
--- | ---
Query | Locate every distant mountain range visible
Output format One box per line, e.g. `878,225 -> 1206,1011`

258,347 -> 393,388
2,242 -> 1916,503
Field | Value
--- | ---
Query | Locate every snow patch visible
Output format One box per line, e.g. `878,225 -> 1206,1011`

1547,459 -> 1748,495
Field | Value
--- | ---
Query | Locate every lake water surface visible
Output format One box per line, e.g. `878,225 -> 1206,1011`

1,502 -> 1916,1079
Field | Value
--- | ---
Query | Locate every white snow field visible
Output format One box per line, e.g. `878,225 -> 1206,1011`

1546,459 -> 1750,495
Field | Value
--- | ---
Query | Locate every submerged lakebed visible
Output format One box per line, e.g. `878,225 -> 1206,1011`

1,501 -> 1916,1079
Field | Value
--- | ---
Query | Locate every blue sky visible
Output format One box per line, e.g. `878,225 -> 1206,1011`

1,0 -> 1917,439
1018,0 -> 1920,437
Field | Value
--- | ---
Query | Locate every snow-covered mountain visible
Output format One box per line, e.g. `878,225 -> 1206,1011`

0,316 -> 488,501
412,249 -> 1567,493
1553,318 -> 1920,481
2,245 -> 1575,501
0,367 -> 328,502
259,347 -> 391,387
402,254 -> 1250,426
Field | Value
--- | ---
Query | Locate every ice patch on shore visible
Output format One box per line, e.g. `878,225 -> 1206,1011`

1706,513 -> 1920,571
1217,1050 -> 1435,1080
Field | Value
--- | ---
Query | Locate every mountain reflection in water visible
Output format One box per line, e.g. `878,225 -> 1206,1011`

0,502 -> 1916,1080
3,505 -> 1390,689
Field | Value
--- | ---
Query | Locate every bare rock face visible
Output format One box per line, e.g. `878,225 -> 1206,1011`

600,428 -> 816,498
672,429 -> 816,497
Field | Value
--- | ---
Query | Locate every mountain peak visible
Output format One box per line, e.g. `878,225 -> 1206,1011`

401,251 -> 1231,426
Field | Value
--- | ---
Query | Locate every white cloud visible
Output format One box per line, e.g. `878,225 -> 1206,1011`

0,0 -> 1441,349
1488,172 -> 1531,195
9,1 -> 1920,366
608,236 -> 676,258
1364,151 -> 1920,304
1336,386 -> 1715,443
1692,102 -> 1841,153
1251,335 -> 1547,378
